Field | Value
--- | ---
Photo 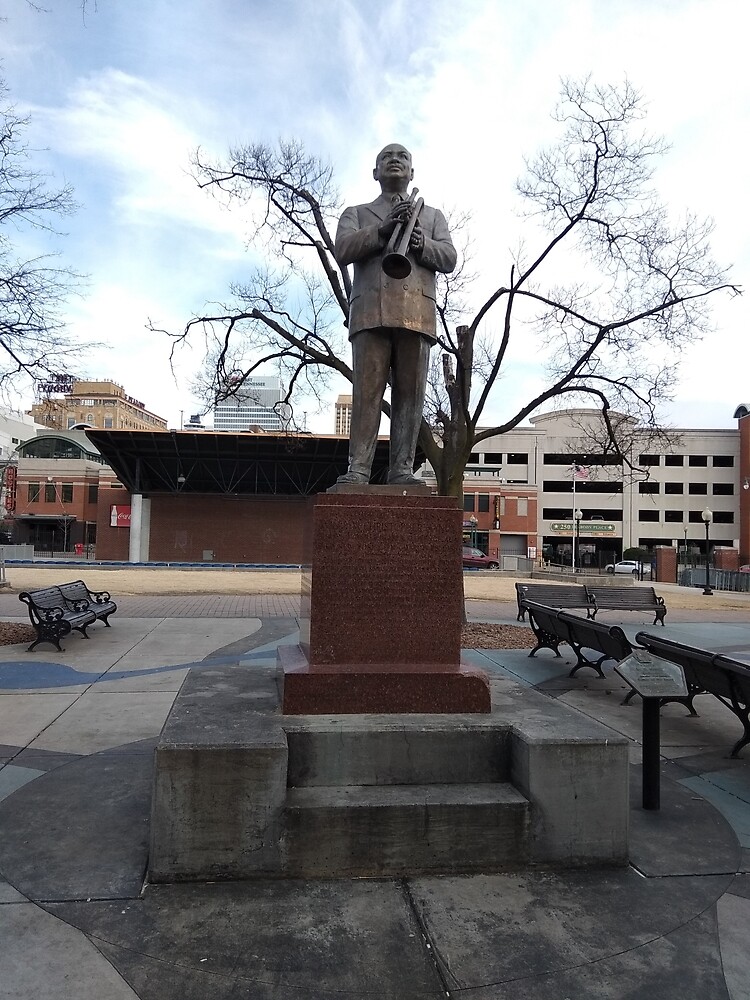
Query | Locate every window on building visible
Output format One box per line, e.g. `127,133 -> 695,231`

664,455 -> 684,466
664,510 -> 684,522
713,511 -> 734,524
543,479 -> 622,494
639,454 -> 660,466
713,483 -> 734,495
88,484 -> 99,503
61,483 -> 73,503
713,455 -> 734,467
688,482 -> 708,495
543,508 -> 574,519
484,452 -> 502,463
45,482 -> 56,502
689,455 -> 708,467
67,417 -> 76,429
104,417 -> 113,429
28,482 -> 40,502
639,509 -> 660,521
86,413 -> 94,424
82,398 -> 95,407
507,452 -> 528,464
477,494 -> 490,512
688,510 -> 706,523
664,482 -> 684,494
639,482 -> 659,494
12,437 -> 19,444
517,497 -> 528,516
463,493 -> 475,512
468,453 -> 480,464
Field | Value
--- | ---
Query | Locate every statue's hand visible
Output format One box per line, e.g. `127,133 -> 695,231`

378,200 -> 411,242
409,221 -> 424,252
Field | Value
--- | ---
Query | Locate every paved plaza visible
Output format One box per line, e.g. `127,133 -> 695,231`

1,581 -> 749,998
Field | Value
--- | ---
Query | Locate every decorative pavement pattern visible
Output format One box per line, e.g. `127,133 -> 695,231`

0,594 -> 749,998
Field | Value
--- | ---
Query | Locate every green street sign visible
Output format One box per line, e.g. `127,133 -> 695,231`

549,522 -> 616,534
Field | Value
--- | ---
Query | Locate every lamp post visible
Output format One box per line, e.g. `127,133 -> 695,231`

574,509 -> 583,573
469,514 -> 478,549
701,507 -> 713,596
683,525 -> 688,564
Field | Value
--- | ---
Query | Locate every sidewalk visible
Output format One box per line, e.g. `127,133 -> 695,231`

1,590 -> 749,998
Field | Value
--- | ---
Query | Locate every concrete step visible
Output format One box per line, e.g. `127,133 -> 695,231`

283,781 -> 530,876
284,717 -> 512,786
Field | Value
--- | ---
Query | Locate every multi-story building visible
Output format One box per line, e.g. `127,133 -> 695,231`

334,395 -> 353,435
11,430 -> 122,551
422,408 -> 744,566
29,379 -> 167,432
0,407 -> 43,462
213,376 -> 287,431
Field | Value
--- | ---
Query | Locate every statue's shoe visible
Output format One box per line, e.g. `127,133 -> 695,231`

336,471 -> 370,484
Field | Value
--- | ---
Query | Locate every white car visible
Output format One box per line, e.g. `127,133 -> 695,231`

605,560 -> 644,577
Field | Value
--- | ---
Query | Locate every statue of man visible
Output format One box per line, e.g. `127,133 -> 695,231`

335,143 -> 457,485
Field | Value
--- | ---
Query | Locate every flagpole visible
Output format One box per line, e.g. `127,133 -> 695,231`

572,469 -> 576,573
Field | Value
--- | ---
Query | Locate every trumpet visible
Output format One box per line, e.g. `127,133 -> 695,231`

382,188 -> 424,279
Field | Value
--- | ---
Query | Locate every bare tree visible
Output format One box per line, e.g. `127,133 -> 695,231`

169,79 -> 738,491
0,79 -> 84,395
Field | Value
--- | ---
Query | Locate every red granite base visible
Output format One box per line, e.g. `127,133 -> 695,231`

280,644 -> 491,715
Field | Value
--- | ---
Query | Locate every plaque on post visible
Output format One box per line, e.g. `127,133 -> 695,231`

615,650 -> 687,811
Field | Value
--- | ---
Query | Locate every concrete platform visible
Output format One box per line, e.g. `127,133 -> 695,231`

149,660 -> 629,880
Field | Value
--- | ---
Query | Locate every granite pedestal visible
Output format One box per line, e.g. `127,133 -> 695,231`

282,491 -> 491,714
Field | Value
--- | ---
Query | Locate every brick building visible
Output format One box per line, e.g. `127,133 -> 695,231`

29,379 -> 167,432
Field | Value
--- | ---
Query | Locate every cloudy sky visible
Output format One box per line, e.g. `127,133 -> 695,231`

1,0 -> 747,432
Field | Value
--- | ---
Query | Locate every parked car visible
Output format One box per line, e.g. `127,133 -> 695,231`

462,546 -> 499,570
740,565 -> 750,573
605,560 -> 644,577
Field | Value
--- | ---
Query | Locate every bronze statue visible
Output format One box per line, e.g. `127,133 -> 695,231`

335,143 -> 457,485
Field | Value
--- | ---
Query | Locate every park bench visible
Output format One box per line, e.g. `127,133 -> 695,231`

635,631 -> 750,758
524,601 -> 633,677
587,585 -> 667,626
18,581 -> 117,653
58,580 -> 117,627
515,582 -> 593,622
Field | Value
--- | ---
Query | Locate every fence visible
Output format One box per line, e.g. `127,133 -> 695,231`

679,567 -> 750,593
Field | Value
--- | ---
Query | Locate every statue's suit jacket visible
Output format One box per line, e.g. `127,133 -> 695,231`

335,194 -> 456,342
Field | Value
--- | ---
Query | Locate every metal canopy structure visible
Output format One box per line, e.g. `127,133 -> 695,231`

84,430 -> 402,496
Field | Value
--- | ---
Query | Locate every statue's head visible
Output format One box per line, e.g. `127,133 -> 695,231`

373,143 -> 414,189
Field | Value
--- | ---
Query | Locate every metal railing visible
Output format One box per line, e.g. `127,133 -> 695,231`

679,567 -> 750,593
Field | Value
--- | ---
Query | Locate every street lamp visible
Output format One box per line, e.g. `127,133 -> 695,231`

573,509 -> 583,573
682,525 -> 688,569
701,507 -> 713,596
469,514 -> 478,548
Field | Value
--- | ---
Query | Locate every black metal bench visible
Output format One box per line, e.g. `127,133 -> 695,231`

635,632 -> 750,757
524,601 -> 633,677
587,585 -> 667,626
19,585 -> 98,652
515,583 -> 593,622
58,580 -> 117,627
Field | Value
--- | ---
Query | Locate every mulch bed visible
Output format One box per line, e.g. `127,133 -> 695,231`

461,622 -> 535,649
0,622 -> 37,647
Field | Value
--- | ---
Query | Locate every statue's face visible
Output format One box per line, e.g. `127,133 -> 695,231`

373,144 -> 414,186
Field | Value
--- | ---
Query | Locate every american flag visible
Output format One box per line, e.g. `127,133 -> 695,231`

571,464 -> 589,481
